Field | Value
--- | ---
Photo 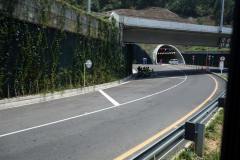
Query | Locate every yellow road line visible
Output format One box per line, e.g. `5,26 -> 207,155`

114,74 -> 218,160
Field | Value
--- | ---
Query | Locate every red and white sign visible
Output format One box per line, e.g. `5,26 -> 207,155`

192,58 -> 195,60
227,38 -> 231,43
222,38 -> 226,43
226,43 -> 230,48
208,57 -> 211,60
220,56 -> 226,61
192,55 -> 195,58
208,55 -> 211,58
220,43 -> 225,47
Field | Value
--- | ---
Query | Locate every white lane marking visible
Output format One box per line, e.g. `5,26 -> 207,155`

0,66 -> 187,138
158,76 -> 186,80
99,90 -> 120,106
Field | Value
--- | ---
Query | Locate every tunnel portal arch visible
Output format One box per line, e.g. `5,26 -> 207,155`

153,45 -> 185,64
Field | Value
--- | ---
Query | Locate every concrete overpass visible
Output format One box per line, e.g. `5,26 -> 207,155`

111,12 -> 233,47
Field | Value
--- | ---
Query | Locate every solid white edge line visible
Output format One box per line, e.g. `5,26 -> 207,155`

99,90 -> 120,106
0,66 -> 187,138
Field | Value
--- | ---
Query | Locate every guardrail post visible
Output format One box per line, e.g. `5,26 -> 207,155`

218,97 -> 226,108
185,122 -> 205,158
195,123 -> 205,157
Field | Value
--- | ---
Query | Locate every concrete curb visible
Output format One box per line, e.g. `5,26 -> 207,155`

0,74 -> 136,110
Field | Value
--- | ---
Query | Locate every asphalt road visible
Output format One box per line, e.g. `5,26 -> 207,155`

0,64 -> 227,160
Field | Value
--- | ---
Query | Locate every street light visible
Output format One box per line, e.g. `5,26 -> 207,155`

84,59 -> 92,88
88,0 -> 91,13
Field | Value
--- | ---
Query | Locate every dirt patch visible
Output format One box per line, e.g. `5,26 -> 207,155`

104,7 -> 216,25
204,120 -> 223,155
205,138 -> 221,154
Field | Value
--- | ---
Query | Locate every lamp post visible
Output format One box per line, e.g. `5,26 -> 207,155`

87,0 -> 91,13
84,60 -> 92,88
220,0 -> 225,33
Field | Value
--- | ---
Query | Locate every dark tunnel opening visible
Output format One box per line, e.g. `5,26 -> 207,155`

157,47 -> 177,63
154,45 -> 185,64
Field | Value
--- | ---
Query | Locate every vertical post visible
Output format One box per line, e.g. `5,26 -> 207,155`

84,63 -> 85,88
206,47 -> 208,66
195,123 -> 205,157
87,0 -> 91,13
212,57 -> 214,66
220,0 -> 225,33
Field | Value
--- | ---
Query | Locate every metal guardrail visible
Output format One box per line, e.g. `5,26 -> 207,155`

130,86 -> 227,159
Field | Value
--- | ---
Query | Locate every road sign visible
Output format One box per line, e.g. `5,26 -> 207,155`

208,57 -> 211,60
227,38 -> 231,43
192,58 -> 195,60
220,56 -> 226,61
222,37 -> 226,43
221,43 -> 225,47
192,55 -> 195,58
208,55 -> 211,58
86,60 -> 92,68
219,37 -> 231,48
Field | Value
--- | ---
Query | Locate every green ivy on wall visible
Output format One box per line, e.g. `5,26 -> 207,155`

0,0 -> 133,99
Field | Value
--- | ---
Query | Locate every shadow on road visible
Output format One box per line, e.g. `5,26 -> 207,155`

132,65 -> 228,81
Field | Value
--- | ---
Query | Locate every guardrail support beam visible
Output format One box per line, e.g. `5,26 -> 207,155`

185,122 -> 205,158
195,123 -> 205,158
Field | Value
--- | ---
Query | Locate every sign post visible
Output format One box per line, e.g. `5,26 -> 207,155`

208,55 -> 211,66
192,55 -> 195,65
84,60 -> 92,88
219,56 -> 225,75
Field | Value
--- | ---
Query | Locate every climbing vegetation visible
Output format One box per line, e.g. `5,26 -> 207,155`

0,0 -> 133,99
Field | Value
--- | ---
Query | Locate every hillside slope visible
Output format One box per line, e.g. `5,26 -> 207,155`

105,7 -> 215,25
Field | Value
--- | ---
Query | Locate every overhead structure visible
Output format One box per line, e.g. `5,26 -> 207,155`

153,44 -> 185,64
111,12 -> 232,47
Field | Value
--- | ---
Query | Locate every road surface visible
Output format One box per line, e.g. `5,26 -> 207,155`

0,64 -> 227,160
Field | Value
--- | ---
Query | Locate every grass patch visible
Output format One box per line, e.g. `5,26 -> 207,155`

220,75 -> 228,80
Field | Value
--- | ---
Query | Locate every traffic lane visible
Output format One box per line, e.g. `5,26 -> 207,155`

0,65 -> 184,135
112,68 -> 227,159
0,68 -> 226,160
0,91 -> 217,160
102,77 -> 185,104
0,91 -> 113,135
102,66 -> 186,104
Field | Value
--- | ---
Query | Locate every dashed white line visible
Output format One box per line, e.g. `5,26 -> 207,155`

99,90 -> 120,106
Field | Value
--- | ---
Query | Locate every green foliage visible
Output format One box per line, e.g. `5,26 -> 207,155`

213,0 -> 235,25
197,17 -> 204,25
174,150 -> 195,160
205,109 -> 224,140
67,0 -> 235,26
204,150 -> 221,160
0,0 -> 133,99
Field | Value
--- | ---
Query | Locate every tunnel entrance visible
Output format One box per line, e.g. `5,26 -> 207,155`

153,45 -> 185,64
157,47 -> 176,63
